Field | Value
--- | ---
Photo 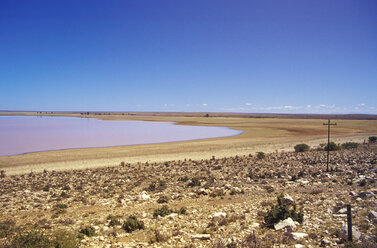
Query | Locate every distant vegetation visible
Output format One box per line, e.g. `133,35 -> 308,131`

294,143 -> 310,152
341,142 -> 359,149
369,136 -> 377,143
324,141 -> 340,151
256,152 -> 265,159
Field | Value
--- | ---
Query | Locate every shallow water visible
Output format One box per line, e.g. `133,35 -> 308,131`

0,116 -> 242,156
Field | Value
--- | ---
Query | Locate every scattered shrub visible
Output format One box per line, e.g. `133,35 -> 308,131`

52,229 -> 79,248
147,182 -> 156,191
42,185 -> 50,192
178,207 -> 187,215
369,136 -> 377,143
158,179 -> 167,188
150,229 -> 169,243
256,152 -> 265,159
7,229 -> 52,248
107,214 -> 122,226
79,226 -> 95,237
187,177 -> 201,187
294,143 -> 310,152
54,203 -> 68,209
341,142 -> 359,149
157,196 -> 169,204
264,193 -> 303,228
153,205 -> 172,218
324,142 -> 340,151
0,170 -> 6,178
6,228 -> 79,248
0,219 -> 17,238
122,215 -> 144,233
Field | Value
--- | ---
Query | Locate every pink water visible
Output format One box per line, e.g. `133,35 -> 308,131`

0,116 -> 242,156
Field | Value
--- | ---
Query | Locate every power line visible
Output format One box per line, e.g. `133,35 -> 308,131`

323,119 -> 337,172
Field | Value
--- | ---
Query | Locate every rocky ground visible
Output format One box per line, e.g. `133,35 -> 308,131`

1,144 -> 377,247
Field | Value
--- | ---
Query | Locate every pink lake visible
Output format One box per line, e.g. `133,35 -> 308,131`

0,116 -> 242,156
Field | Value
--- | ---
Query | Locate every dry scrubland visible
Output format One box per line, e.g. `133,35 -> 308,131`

1,112 -> 377,247
1,144 -> 377,247
1,112 -> 377,175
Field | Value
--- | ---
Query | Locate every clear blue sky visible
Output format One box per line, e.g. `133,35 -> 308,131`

1,0 -> 376,114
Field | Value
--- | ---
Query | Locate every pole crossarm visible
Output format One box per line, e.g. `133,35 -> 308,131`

323,119 -> 337,172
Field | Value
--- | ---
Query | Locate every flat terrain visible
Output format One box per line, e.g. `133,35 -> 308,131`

1,145 -> 376,247
1,112 -> 377,175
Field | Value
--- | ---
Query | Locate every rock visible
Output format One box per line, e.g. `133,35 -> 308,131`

337,208 -> 347,214
274,218 -> 297,232
168,213 -> 178,220
294,245 -> 305,248
339,224 -> 362,241
290,232 -> 308,241
212,212 -> 227,221
191,234 -> 211,240
139,191 -> 150,201
368,210 -> 377,223
282,194 -> 294,205
197,188 -> 208,195
358,191 -> 375,199
232,187 -> 242,194
320,238 -> 331,247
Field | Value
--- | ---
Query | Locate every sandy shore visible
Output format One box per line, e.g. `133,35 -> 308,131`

1,112 -> 377,175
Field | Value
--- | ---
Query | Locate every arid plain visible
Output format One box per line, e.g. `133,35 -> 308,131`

1,112 -> 377,247
1,111 -> 377,175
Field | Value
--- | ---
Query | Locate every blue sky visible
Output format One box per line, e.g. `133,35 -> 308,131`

1,0 -> 376,114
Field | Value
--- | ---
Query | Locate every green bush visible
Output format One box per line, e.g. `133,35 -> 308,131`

0,219 -> 17,238
256,152 -> 265,159
264,193 -> 303,228
52,229 -> 79,248
7,229 -> 51,248
79,226 -> 95,237
153,205 -> 172,218
147,182 -> 156,191
324,142 -> 340,151
122,216 -> 145,233
369,136 -> 377,143
178,207 -> 187,215
6,228 -> 78,248
107,214 -> 122,227
294,144 -> 310,152
341,142 -> 359,149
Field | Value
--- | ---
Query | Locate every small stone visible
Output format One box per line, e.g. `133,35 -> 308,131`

212,212 -> 227,221
290,232 -> 308,241
337,208 -> 347,214
139,191 -> 150,201
339,224 -> 362,241
282,194 -> 294,205
320,238 -> 331,247
191,234 -> 211,240
368,210 -> 377,223
294,244 -> 305,248
274,218 -> 297,232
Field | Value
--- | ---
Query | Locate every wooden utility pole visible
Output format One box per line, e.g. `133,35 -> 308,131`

323,119 -> 337,172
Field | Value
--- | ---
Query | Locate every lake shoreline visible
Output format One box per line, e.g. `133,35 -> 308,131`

1,112 -> 377,175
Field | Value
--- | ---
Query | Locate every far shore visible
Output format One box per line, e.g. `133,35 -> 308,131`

1,111 -> 377,175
